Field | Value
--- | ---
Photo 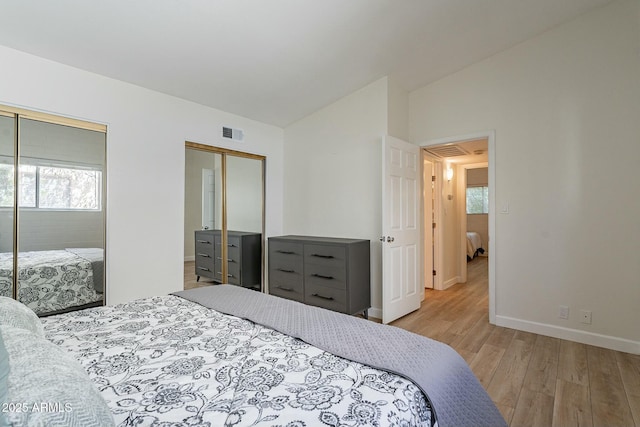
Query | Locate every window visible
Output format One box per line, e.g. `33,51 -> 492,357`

0,159 -> 102,210
466,186 -> 489,214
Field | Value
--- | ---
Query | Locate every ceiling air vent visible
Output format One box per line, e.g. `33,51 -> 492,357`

425,144 -> 468,158
222,126 -> 244,142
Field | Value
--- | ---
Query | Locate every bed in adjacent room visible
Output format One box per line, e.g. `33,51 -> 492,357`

0,285 -> 506,427
0,247 -> 103,315
466,231 -> 485,260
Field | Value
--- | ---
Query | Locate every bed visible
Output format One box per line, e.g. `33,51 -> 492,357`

0,285 -> 506,427
466,232 -> 485,260
0,248 -> 104,316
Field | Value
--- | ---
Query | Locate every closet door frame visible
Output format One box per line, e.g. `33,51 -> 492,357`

0,104 -> 107,305
185,141 -> 266,290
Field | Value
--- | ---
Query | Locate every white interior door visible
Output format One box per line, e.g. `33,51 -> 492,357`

202,168 -> 215,230
382,136 -> 422,324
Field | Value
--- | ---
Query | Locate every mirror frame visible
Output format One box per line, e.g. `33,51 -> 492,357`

0,104 -> 107,310
185,141 -> 266,291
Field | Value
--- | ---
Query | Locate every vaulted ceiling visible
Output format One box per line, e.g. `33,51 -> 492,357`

0,0 -> 613,127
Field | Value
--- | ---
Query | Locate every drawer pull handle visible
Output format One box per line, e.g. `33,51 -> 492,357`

228,244 -> 237,248
311,254 -> 334,259
217,272 -> 235,278
311,273 -> 334,280
276,250 -> 295,255
197,253 -> 210,257
216,257 -> 234,262
197,267 -> 210,272
277,268 -> 295,273
197,240 -> 211,244
276,286 -> 294,291
312,293 -> 334,301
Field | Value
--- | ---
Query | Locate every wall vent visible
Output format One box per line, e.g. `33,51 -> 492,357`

222,126 -> 244,142
425,144 -> 468,158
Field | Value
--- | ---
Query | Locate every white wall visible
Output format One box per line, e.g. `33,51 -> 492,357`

441,164 -> 461,288
0,45 -> 284,305
283,77 -> 389,315
409,0 -> 640,352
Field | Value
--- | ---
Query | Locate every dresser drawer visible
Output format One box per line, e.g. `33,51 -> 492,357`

305,283 -> 347,313
227,262 -> 241,285
215,240 -> 241,260
304,244 -> 345,268
305,264 -> 346,289
195,260 -> 214,277
270,279 -> 304,302
270,241 -> 303,259
227,236 -> 241,248
195,254 -> 214,271
195,236 -> 214,253
213,260 -> 224,282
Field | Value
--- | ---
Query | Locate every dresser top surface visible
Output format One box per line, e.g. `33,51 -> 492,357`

195,230 -> 261,237
269,235 -> 369,244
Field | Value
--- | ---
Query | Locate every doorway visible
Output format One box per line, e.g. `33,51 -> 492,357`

420,131 -> 496,324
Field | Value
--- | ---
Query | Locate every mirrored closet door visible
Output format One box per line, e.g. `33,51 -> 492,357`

0,106 -> 106,316
185,142 -> 265,292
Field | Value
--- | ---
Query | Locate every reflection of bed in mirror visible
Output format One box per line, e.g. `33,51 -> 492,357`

466,231 -> 485,260
0,248 -> 103,316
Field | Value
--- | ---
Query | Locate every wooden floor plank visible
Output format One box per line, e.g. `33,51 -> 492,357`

469,343 -> 505,388
486,326 -> 516,350
486,336 -> 535,407
588,345 -> 635,427
557,340 -> 589,386
453,315 -> 496,355
552,379 -> 593,427
522,335 -> 560,397
511,389 -> 555,427
616,351 -> 640,425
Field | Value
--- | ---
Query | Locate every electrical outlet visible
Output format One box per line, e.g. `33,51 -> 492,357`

558,305 -> 569,320
580,310 -> 592,324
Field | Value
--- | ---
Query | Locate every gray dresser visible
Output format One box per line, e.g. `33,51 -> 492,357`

195,230 -> 262,291
268,235 -> 370,317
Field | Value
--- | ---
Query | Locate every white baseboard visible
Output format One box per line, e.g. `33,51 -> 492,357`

496,315 -> 640,355
368,307 -> 382,320
443,276 -> 460,290
184,255 -> 195,262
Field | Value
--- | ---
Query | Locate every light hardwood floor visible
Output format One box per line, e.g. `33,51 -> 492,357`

184,258 -> 640,426
391,257 -> 640,427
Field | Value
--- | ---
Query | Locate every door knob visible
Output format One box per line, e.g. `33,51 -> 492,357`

379,236 -> 385,242
387,236 -> 395,243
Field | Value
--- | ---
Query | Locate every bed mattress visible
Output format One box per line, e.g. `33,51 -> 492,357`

43,295 -> 434,427
0,249 -> 103,315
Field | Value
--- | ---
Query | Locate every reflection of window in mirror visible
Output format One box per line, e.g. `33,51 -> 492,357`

184,144 -> 265,293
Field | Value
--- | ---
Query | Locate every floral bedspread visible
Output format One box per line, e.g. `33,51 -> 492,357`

43,295 -> 434,427
0,250 -> 102,315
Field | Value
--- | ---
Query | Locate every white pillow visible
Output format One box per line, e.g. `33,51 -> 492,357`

0,326 -> 115,426
0,296 -> 44,337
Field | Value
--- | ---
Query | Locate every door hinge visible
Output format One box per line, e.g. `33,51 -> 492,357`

433,270 -> 436,276
432,175 -> 436,182
432,222 -> 436,229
